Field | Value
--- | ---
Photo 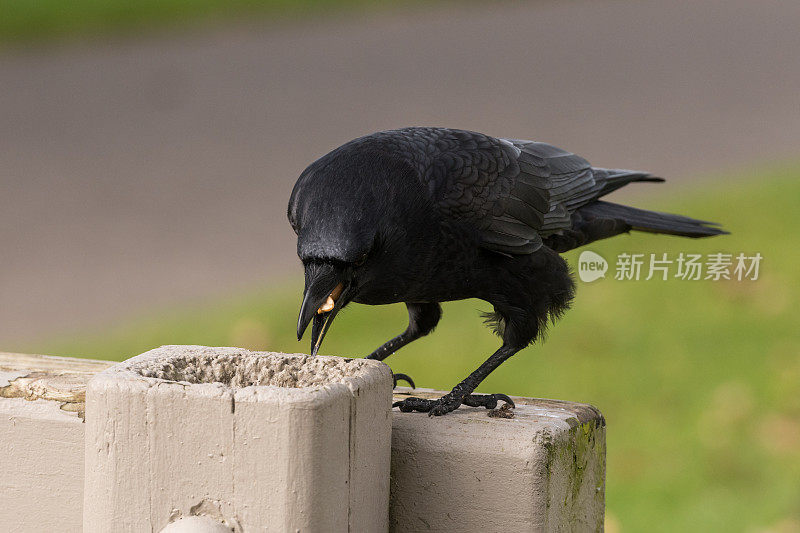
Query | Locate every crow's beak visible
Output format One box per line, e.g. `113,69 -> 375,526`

296,262 -> 349,356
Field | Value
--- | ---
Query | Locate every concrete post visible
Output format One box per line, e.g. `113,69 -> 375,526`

390,388 -> 606,532
3,350 -> 606,532
0,352 -> 112,533
83,345 -> 393,533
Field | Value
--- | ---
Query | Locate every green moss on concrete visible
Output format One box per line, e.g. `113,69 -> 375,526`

541,420 -> 605,531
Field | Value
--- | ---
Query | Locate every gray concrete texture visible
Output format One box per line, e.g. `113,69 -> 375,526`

2,0 -> 800,346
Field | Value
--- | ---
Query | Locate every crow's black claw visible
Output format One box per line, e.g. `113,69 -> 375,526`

392,396 -> 438,413
393,392 -> 515,416
494,394 -> 515,408
392,394 -> 461,416
392,373 -> 416,389
392,397 -> 434,413
462,393 -> 515,410
428,397 -> 461,416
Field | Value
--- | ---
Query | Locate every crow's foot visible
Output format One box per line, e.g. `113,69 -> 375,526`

462,393 -> 515,410
392,373 -> 415,389
393,393 -> 514,416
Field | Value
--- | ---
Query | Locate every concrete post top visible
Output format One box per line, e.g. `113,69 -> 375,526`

392,387 -> 605,435
90,345 -> 392,406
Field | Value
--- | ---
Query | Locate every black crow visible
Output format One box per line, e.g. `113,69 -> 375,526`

289,127 -> 725,416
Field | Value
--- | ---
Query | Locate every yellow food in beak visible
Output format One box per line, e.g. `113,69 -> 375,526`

317,283 -> 344,314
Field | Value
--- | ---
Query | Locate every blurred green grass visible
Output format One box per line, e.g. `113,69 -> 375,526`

0,0 -> 402,45
36,166 -> 800,532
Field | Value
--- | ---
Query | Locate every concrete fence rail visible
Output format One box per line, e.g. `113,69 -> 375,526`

0,347 -> 606,532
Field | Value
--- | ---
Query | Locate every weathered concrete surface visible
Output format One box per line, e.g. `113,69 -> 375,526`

1,350 -> 605,532
0,352 -> 112,533
83,346 -> 393,533
390,388 -> 606,532
160,515 -> 232,533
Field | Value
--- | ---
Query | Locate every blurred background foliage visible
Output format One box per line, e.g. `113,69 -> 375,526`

35,166 -> 800,532
0,0 -> 398,44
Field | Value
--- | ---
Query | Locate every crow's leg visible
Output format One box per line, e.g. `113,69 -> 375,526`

392,343 -> 519,415
367,302 -> 441,389
366,302 -> 442,361
366,303 -> 442,361
395,248 -> 573,415
394,306 -> 534,416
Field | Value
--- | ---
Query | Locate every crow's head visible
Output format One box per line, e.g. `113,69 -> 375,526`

288,149 -> 399,355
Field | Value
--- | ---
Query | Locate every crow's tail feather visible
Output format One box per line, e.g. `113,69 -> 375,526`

593,168 -> 665,198
578,200 -> 728,238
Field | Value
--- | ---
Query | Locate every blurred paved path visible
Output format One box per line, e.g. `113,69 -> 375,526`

2,0 -> 800,346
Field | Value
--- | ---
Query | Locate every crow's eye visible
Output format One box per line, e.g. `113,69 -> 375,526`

354,254 -> 368,267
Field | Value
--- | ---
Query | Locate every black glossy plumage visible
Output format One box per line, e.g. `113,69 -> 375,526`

289,127 -> 726,416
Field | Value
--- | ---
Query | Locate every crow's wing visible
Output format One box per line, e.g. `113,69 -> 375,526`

394,128 -> 622,255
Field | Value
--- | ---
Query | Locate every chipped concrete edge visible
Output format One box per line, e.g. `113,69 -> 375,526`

0,351 -> 113,419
